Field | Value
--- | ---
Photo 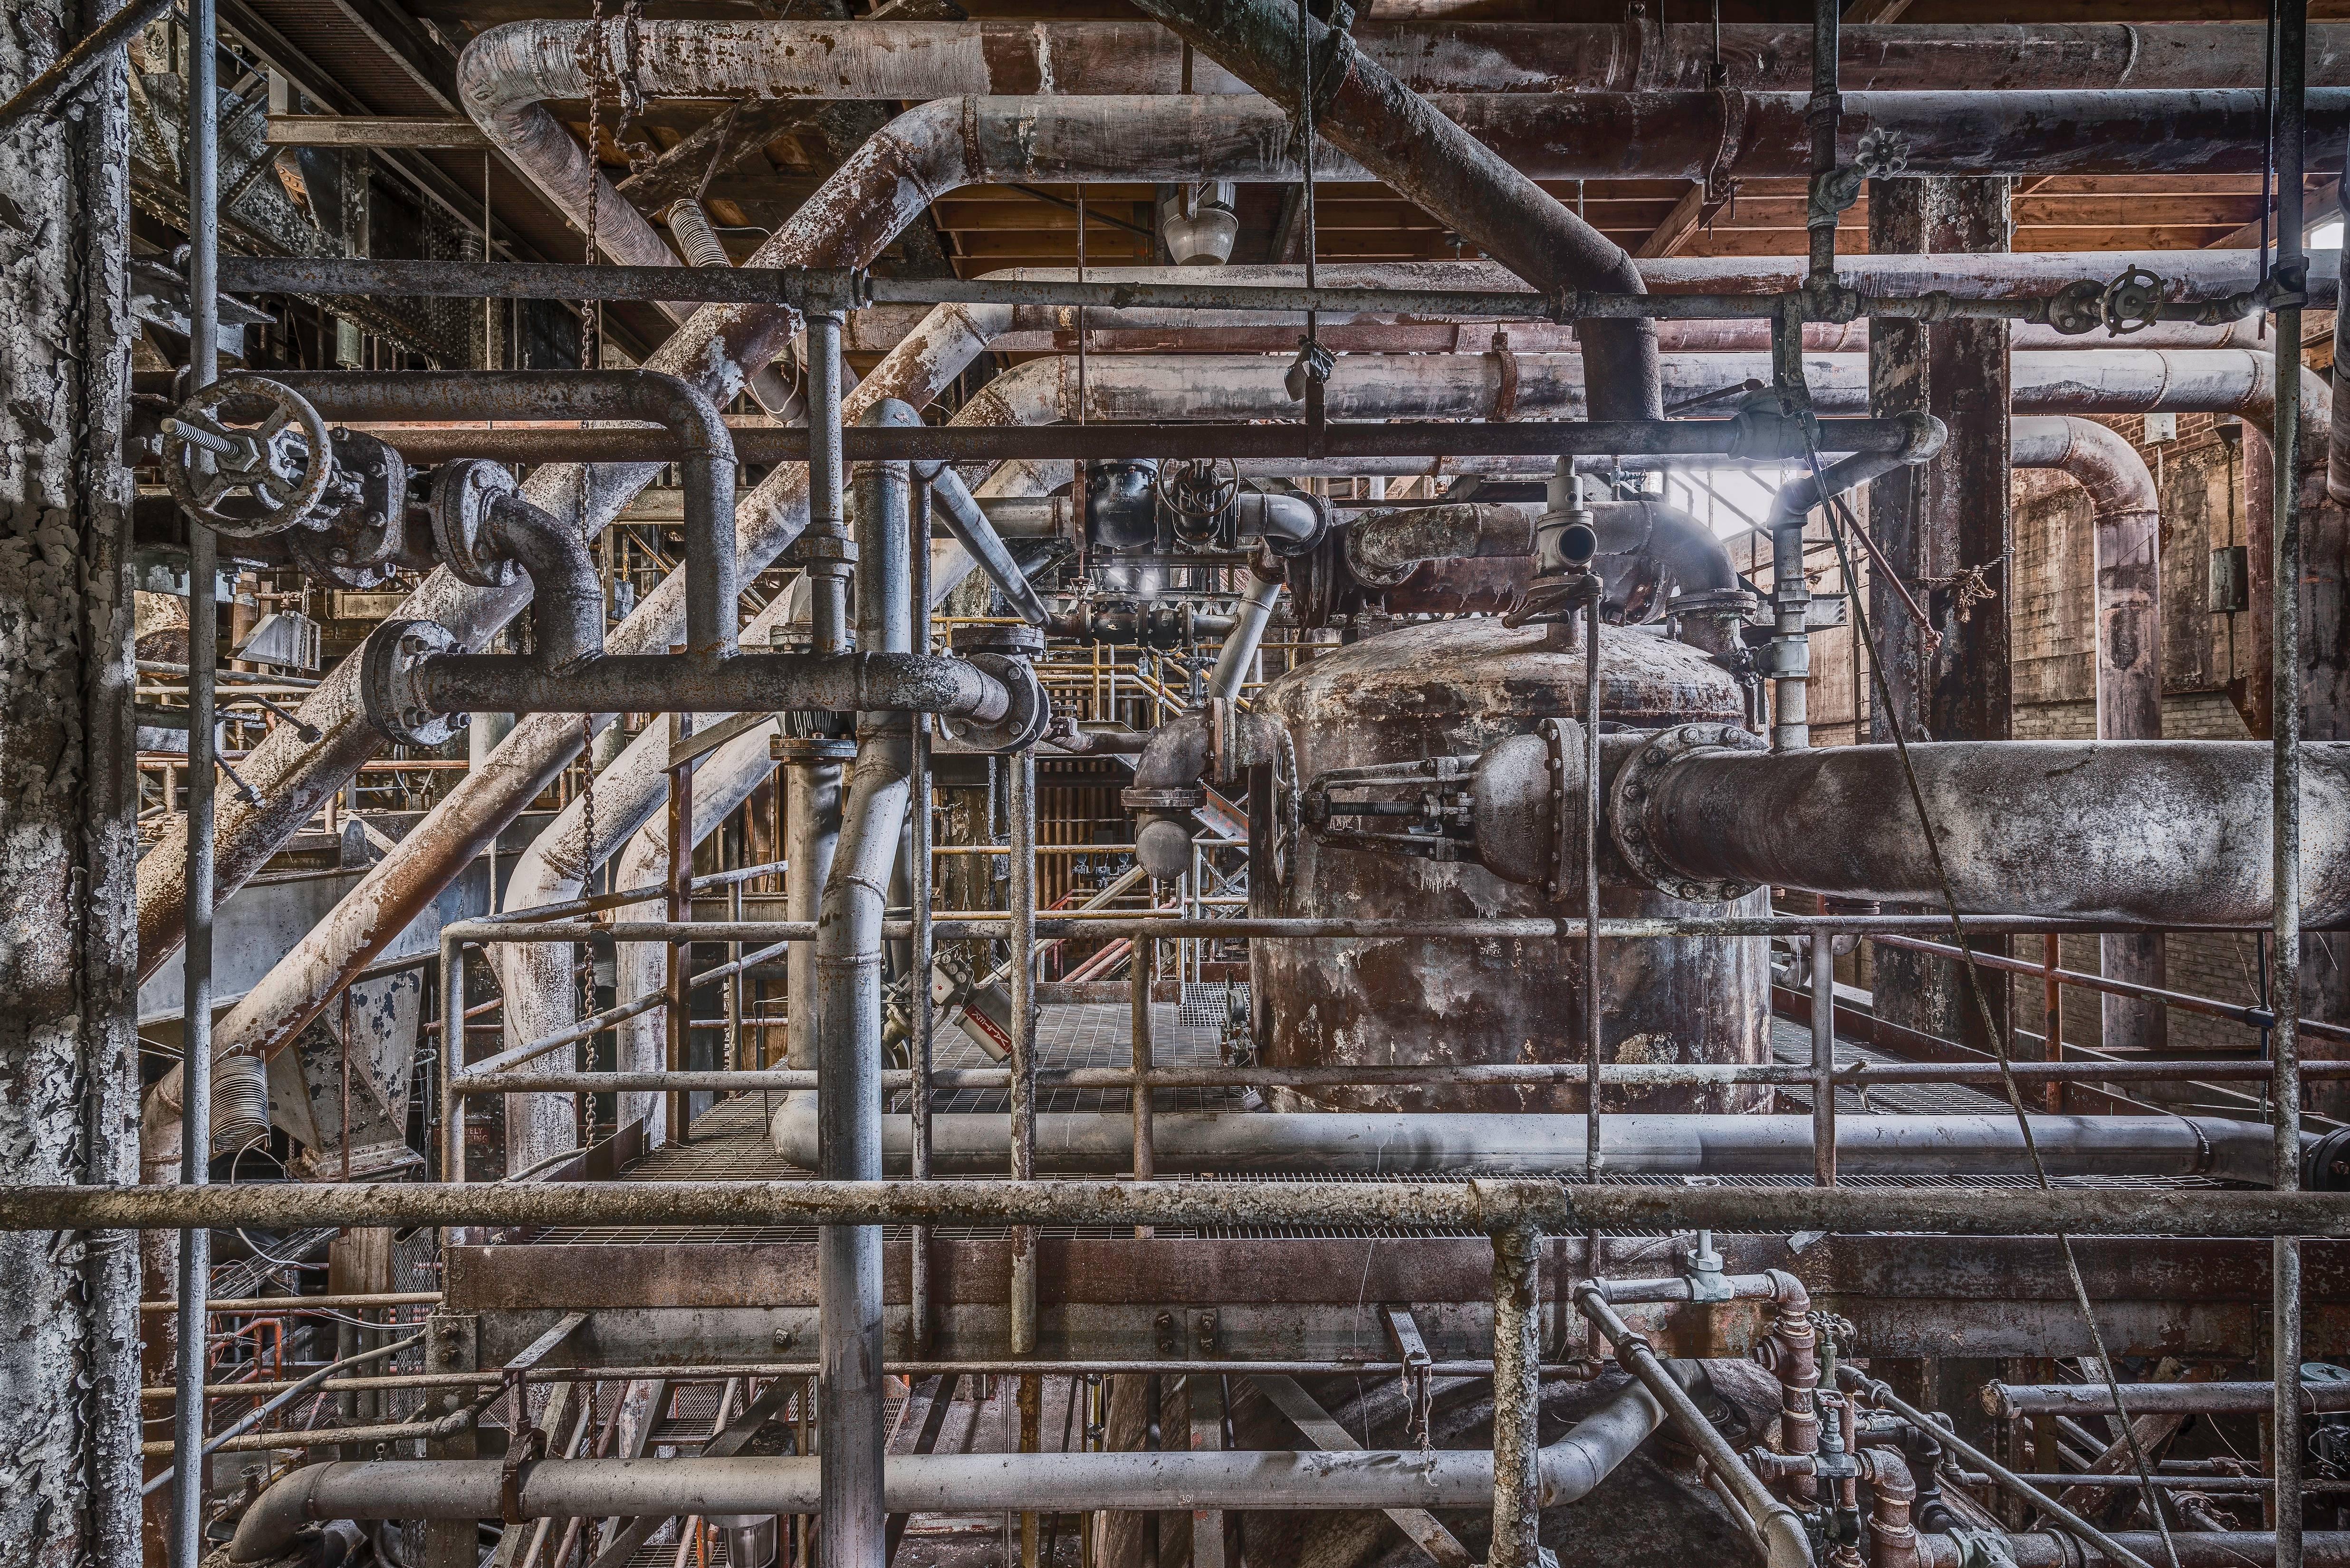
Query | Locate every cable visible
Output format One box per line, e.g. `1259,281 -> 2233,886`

1801,436 -> 2182,1568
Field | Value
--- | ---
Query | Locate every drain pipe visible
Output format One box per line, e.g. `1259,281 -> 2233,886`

2011,416 -> 2168,1051
1111,0 -> 1659,421
1207,562 -> 1286,706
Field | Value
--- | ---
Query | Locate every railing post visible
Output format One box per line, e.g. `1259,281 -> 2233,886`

1490,1224 -> 1544,1568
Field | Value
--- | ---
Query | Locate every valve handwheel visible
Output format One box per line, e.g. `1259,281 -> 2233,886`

1155,457 -> 1240,522
161,375 -> 336,538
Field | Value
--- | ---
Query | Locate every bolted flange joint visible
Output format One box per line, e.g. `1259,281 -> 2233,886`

942,624 -> 1052,754
1609,723 -> 1767,904
360,617 -> 467,746
430,460 -> 522,588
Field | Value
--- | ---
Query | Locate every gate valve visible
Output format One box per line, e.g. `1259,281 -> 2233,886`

162,375 -> 338,537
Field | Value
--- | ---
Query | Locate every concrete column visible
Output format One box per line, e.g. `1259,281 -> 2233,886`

1866,175 -> 2015,1057
0,9 -> 142,1561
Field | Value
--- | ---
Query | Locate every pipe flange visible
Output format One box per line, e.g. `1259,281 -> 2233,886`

430,460 -> 522,589
1608,722 -> 1767,904
360,617 -> 466,747
941,651 -> 1052,754
770,735 -> 860,764
950,621 -> 1047,660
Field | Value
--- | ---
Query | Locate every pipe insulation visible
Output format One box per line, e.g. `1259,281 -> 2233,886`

767,1100 -> 2284,1186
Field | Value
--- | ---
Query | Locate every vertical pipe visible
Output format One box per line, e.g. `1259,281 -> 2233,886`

1009,748 -> 1040,1350
818,441 -> 913,1568
1771,486 -> 1813,751
2273,9 -> 2310,1568
439,935 -> 464,1185
783,742 -> 845,1072
1130,923 -> 1155,1243
808,312 -> 851,658
667,710 -> 693,1147
1811,926 -> 1837,1186
910,490 -> 936,1358
1009,738 -> 1040,1564
1583,591 -> 1603,1179
2043,934 -> 2065,1114
172,2 -> 221,1549
1806,0 -> 1842,285
1490,1225 -> 1543,1568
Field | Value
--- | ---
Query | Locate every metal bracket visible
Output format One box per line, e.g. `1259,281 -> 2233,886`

1381,1306 -> 1435,1452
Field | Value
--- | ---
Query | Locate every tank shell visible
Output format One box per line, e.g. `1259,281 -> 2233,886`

1248,617 -> 1771,1117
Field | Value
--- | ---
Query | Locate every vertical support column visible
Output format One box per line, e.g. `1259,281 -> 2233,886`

1811,926 -> 1836,1186
422,1311 -> 480,1568
2272,10 -> 2310,1568
1866,174 -> 2014,1057
1489,1225 -> 1543,1568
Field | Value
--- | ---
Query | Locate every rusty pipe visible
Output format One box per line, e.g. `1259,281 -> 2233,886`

2012,416 -> 2168,1052
1636,740 -> 2350,926
1344,503 -> 1538,586
404,651 -> 1014,723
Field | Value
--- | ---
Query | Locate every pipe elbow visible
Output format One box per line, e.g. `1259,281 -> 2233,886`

1538,1383 -> 1666,1505
230,1460 -> 342,1560
1763,1268 -> 1812,1317
625,368 -> 735,465
1763,1503 -> 1819,1568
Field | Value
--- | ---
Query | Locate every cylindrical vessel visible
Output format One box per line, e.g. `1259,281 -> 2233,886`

1248,618 -> 1768,1116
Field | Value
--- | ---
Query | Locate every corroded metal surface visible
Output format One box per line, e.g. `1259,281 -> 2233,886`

1252,619 -> 1768,1116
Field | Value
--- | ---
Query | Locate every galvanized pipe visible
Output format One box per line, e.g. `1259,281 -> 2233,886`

765,1101 -> 2286,1186
1008,745 -> 1039,1362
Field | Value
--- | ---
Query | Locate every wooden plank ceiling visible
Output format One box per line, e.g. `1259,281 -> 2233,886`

250,0 -> 2350,305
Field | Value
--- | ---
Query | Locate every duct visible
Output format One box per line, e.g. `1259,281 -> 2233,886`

131,106 -> 1343,996
1344,503 -> 1538,587
228,1379 -> 1664,1558
766,1098 -> 2280,1186
2011,416 -> 2169,1050
1633,739 -> 2350,927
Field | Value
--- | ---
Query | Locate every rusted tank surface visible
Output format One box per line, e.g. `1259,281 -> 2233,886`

1248,617 -> 1769,1118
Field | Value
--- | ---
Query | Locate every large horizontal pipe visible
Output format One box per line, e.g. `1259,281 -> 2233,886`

231,1383 -> 1663,1558
1986,1381 -> 2350,1419
766,1101 -> 2284,1186
411,650 -> 1013,721
16,1178 -> 2341,1239
1928,1537 -> 2350,1568
1639,741 -> 2350,927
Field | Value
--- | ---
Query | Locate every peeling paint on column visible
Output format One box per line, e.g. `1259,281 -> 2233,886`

0,0 -> 141,1559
